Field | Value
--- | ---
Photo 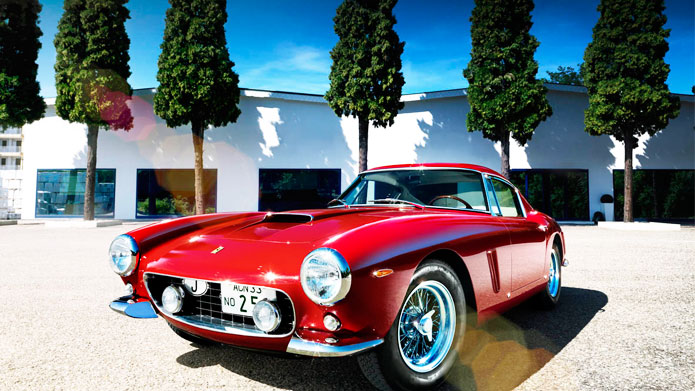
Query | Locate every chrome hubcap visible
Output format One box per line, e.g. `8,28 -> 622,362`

397,281 -> 456,373
548,250 -> 560,297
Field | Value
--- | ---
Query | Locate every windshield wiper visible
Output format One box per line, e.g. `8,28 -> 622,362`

327,198 -> 349,208
371,198 -> 425,210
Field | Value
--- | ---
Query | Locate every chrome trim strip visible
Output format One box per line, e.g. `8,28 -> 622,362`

286,337 -> 383,357
300,248 -> 351,306
143,272 -> 296,338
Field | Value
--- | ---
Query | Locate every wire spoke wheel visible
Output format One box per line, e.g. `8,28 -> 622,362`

397,280 -> 456,373
548,249 -> 560,298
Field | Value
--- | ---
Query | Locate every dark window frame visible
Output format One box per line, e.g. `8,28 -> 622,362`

511,168 -> 590,221
135,168 -> 218,218
35,168 -> 117,218
259,168 -> 342,212
612,168 -> 695,223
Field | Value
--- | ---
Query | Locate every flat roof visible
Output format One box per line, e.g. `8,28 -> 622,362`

43,83 -> 694,106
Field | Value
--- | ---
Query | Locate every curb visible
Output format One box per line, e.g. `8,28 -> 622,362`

597,221 -> 681,231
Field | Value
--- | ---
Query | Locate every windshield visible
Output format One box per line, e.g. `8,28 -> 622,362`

337,169 -> 489,212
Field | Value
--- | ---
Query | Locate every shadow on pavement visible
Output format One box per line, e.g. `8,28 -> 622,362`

176,287 -> 607,391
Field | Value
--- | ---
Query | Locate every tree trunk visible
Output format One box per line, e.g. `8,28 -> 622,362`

192,123 -> 205,215
358,117 -> 368,173
83,124 -> 98,221
623,132 -> 634,222
500,131 -> 511,179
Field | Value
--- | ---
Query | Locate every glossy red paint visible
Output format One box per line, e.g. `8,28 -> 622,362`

118,164 -> 564,353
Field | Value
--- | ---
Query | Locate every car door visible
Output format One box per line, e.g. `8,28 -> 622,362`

486,175 -> 547,292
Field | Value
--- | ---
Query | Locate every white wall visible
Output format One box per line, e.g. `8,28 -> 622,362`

20,88 -> 695,220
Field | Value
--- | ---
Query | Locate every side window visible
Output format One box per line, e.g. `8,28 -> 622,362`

491,178 -> 523,217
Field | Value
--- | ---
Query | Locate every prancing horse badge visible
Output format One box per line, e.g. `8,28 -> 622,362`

211,246 -> 224,254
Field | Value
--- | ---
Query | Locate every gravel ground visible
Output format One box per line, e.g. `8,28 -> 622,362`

0,223 -> 693,391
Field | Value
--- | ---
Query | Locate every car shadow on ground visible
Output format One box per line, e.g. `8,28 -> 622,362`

176,287 -> 607,391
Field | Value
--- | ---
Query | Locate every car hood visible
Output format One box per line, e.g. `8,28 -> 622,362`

139,207 -> 426,280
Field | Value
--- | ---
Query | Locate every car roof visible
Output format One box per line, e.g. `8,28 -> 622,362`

365,163 -> 504,178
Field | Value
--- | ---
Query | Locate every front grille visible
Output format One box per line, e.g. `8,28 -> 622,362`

144,273 -> 295,337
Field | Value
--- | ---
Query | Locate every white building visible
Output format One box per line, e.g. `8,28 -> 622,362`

12,84 -> 695,222
0,126 -> 23,219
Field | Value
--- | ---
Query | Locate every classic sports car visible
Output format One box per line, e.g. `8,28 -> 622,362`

109,163 -> 566,390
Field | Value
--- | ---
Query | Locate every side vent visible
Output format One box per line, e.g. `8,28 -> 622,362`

486,250 -> 501,293
263,213 -> 313,224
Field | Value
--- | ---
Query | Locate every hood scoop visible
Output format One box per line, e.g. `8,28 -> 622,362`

262,212 -> 314,224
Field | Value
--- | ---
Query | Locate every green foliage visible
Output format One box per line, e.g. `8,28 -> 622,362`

325,0 -> 405,128
0,0 -> 45,129
582,0 -> 679,142
542,65 -> 583,86
154,0 -> 241,130
463,0 -> 552,146
54,0 -> 132,130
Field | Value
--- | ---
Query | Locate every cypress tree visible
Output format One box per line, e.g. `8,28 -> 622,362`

54,0 -> 133,220
326,0 -> 405,173
0,0 -> 45,129
154,0 -> 241,215
463,0 -> 552,179
583,0 -> 679,222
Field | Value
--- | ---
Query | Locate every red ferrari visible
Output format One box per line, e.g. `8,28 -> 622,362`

109,163 -> 566,390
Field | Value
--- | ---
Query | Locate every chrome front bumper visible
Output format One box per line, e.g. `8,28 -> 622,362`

109,297 -> 158,319
286,337 -> 383,357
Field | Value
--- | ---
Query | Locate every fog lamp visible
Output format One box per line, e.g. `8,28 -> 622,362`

323,313 -> 341,331
162,285 -> 184,314
252,300 -> 281,333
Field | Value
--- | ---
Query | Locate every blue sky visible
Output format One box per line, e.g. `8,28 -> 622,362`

36,0 -> 694,97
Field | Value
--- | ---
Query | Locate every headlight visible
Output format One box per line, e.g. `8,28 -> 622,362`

300,248 -> 351,305
109,234 -> 139,276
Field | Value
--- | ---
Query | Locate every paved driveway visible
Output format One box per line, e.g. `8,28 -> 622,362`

0,224 -> 693,390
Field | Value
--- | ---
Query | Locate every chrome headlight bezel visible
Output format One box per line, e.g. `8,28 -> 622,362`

109,234 -> 139,277
300,248 -> 351,306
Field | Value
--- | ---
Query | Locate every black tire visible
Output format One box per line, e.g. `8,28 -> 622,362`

168,323 -> 219,346
358,260 -> 466,391
534,244 -> 562,309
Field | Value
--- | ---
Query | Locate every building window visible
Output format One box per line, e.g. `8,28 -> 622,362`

136,169 -> 217,217
1,158 -> 5,166
16,140 -> 21,147
15,158 -> 20,167
510,169 -> 589,221
36,169 -> 116,217
259,168 -> 341,212
1,140 -> 6,147
613,169 -> 694,223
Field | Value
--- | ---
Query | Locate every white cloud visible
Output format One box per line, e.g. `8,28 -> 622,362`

239,44 -> 331,94
402,58 -> 468,93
